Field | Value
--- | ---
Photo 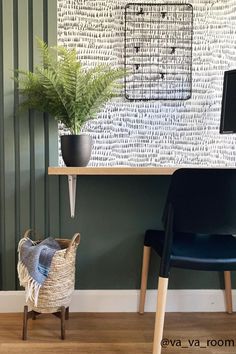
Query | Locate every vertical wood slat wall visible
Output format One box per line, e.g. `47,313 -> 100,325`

0,0 -> 59,290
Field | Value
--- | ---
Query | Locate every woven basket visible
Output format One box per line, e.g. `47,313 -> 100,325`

18,229 -> 80,313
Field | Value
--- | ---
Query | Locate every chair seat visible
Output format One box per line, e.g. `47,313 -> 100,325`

144,230 -> 236,271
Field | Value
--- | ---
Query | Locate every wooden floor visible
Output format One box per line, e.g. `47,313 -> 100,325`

0,312 -> 236,354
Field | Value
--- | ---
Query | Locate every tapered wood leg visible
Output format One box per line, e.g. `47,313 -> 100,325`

139,246 -> 151,314
153,277 -> 169,354
61,306 -> 66,340
224,271 -> 233,314
22,305 -> 28,340
22,306 -> 69,340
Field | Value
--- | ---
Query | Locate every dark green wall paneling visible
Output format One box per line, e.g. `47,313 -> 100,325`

0,0 -> 58,290
2,0 -> 15,290
18,0 -> 30,238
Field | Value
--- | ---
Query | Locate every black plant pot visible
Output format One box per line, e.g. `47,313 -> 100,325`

61,134 -> 92,167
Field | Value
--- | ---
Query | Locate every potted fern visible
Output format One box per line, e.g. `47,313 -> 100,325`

15,39 -> 125,166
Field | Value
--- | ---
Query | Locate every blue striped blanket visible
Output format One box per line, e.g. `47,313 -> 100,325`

18,237 -> 61,306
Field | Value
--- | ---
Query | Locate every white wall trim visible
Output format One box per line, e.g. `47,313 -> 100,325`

0,289 -> 233,313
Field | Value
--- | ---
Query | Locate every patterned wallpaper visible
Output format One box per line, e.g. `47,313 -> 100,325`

57,0 -> 236,167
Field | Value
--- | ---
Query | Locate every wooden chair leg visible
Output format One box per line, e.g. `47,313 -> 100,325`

139,245 -> 151,314
22,305 -> 28,340
153,276 -> 169,354
61,306 -> 66,340
224,271 -> 233,314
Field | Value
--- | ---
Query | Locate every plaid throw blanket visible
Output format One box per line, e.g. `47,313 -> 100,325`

18,237 -> 61,306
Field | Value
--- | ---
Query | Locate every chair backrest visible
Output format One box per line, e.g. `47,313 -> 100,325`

163,168 -> 236,234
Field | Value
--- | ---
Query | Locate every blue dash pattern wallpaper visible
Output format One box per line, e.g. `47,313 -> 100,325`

57,0 -> 236,167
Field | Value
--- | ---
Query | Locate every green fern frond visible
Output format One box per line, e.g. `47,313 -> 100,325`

14,38 -> 125,134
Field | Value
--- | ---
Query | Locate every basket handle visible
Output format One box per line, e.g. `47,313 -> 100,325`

18,229 -> 34,252
66,233 -> 81,256
23,229 -> 33,239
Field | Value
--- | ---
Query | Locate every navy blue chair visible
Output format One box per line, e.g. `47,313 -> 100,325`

139,168 -> 236,354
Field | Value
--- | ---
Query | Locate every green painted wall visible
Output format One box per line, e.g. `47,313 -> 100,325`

0,0 -> 234,291
59,176 -> 234,290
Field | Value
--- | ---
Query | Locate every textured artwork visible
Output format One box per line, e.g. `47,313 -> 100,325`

124,3 -> 193,100
58,0 -> 236,167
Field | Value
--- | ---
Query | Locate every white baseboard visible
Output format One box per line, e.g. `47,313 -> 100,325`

0,289 -> 233,313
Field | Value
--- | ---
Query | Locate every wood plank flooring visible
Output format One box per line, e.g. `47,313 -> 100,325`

0,312 -> 236,353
